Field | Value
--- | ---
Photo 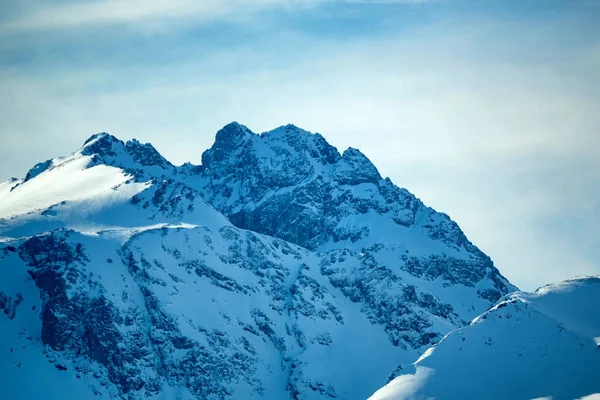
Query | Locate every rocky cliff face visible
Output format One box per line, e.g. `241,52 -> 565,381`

188,123 -> 514,348
0,122 -> 515,399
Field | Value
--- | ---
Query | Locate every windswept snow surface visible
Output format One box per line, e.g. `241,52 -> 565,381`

369,276 -> 600,400
0,155 -> 146,219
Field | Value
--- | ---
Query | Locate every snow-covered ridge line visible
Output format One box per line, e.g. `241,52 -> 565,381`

370,275 -> 600,400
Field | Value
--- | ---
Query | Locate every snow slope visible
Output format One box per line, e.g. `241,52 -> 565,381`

0,123 -> 517,399
369,276 -> 600,400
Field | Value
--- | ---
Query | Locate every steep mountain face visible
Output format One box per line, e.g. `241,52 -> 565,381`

369,276 -> 600,400
0,123 -> 515,399
188,123 -> 515,348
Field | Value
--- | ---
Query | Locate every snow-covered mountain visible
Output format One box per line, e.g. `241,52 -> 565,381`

0,123 -> 516,399
369,276 -> 600,400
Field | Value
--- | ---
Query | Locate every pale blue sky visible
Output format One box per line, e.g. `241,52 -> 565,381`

0,0 -> 599,290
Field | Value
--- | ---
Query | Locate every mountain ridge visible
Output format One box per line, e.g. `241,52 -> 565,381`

369,275 -> 600,400
0,122 -> 516,399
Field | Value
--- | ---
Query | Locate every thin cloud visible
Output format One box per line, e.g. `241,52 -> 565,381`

1,0 -> 276,32
0,0 -> 429,33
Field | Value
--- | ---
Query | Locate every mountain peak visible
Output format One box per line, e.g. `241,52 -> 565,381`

342,147 -> 367,158
0,122 -> 524,400
201,122 -> 253,168
261,123 -> 305,137
80,132 -> 123,158
334,147 -> 381,185
78,132 -> 173,175
216,121 -> 253,143
124,139 -> 171,168
259,124 -> 341,166
82,131 -> 119,145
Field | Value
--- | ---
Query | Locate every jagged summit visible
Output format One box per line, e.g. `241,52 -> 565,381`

213,121 -> 253,144
80,132 -> 173,173
23,159 -> 53,182
81,131 -> 120,149
71,123 -> 373,183
125,139 -> 172,168
76,123 -> 379,180
15,132 -> 173,192
82,131 -> 116,144
335,147 -> 381,185
201,122 -> 252,168
260,124 -> 342,166
200,122 -> 342,179
80,132 -> 123,160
